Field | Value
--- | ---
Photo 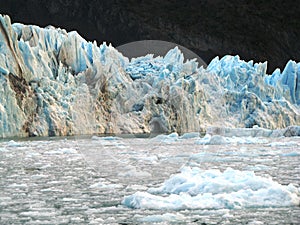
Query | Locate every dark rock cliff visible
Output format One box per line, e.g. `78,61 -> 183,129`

1,0 -> 300,73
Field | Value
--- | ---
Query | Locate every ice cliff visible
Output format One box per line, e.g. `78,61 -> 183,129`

0,15 -> 299,138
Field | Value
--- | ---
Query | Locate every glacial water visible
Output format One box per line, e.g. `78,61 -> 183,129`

0,135 -> 299,224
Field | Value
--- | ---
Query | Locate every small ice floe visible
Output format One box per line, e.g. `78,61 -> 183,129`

19,211 -> 57,218
229,136 -> 268,144
245,164 -> 270,171
91,136 -> 121,141
25,151 -> 41,157
136,155 -> 159,163
267,141 -> 299,147
8,183 -> 28,188
247,221 -> 264,225
138,212 -> 186,223
89,180 -> 123,189
152,132 -> 179,143
195,134 -> 227,145
59,147 -> 78,154
118,165 -> 151,178
89,218 -> 105,224
40,164 -> 52,169
0,197 -> 12,206
125,184 -> 148,192
43,147 -> 78,155
189,152 -> 219,163
0,147 -> 9,152
196,134 -> 268,145
40,187 -> 64,193
43,150 -> 63,155
179,132 -> 200,139
122,166 -> 300,210
31,174 -> 49,180
206,126 -> 283,138
280,152 -> 300,157
6,140 -> 23,147
91,135 -> 126,148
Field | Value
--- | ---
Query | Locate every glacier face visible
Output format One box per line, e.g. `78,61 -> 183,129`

0,14 -> 299,138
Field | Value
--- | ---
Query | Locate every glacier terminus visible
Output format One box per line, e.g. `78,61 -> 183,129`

0,14 -> 299,138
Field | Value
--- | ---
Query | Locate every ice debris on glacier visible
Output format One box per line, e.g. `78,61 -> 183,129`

0,14 -> 299,138
122,166 -> 300,210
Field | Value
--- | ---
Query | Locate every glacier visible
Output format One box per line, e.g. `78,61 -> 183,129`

122,166 -> 300,210
0,14 -> 299,138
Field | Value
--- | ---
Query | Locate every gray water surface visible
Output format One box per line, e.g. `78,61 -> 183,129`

0,136 -> 299,224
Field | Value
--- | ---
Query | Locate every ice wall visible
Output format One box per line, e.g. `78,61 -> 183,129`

0,14 -> 299,138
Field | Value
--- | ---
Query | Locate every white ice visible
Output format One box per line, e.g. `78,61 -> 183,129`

195,134 -> 268,145
1,14 -> 300,138
43,147 -> 78,155
122,166 -> 300,210
89,178 -> 123,189
138,212 -> 186,223
267,141 -> 299,147
118,165 -> 152,178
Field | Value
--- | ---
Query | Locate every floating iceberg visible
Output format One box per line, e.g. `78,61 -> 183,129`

0,14 -> 299,138
122,167 -> 300,210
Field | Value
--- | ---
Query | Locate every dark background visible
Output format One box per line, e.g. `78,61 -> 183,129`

1,0 -> 300,73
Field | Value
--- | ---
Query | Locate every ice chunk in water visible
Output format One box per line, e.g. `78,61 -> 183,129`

196,134 -> 268,145
6,140 -> 23,147
122,167 -> 300,210
179,132 -> 200,139
89,180 -> 122,189
139,212 -> 186,223
195,134 -> 227,145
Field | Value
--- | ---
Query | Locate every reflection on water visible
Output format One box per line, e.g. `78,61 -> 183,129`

0,136 -> 299,224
